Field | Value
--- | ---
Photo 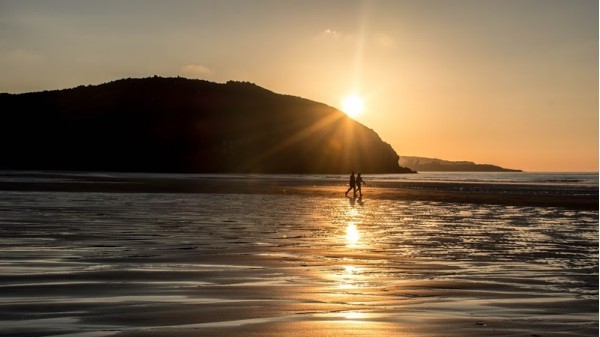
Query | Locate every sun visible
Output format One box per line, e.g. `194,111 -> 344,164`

341,94 -> 364,118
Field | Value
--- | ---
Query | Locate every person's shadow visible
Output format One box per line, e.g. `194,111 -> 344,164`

347,195 -> 365,206
347,195 -> 356,206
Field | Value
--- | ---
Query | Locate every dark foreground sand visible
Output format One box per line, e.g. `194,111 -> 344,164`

0,175 -> 597,336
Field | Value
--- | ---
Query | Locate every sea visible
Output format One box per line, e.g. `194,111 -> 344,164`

0,170 -> 596,200
0,171 -> 597,336
0,170 -> 597,187
370,171 -> 599,186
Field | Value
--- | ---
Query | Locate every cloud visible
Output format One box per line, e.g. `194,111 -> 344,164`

179,64 -> 214,78
315,28 -> 353,42
323,29 -> 340,38
315,29 -> 396,50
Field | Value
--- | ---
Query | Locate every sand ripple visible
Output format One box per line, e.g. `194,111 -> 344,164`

0,192 -> 597,336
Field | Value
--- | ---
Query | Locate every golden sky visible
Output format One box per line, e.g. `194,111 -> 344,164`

1,0 -> 597,171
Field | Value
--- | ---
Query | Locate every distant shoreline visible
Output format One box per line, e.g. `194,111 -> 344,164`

0,173 -> 596,210
399,156 -> 522,172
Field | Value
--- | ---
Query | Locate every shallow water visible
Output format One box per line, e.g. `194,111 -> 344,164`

0,191 -> 597,336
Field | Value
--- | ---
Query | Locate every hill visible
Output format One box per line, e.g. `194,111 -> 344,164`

0,77 -> 414,174
399,156 -> 521,172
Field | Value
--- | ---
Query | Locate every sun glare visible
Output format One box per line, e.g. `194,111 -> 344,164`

341,94 -> 364,118
346,223 -> 360,246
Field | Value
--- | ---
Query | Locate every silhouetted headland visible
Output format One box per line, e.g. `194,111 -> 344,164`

0,77 -> 415,174
399,156 -> 522,172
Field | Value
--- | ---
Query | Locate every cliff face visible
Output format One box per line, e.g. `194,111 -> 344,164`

399,156 -> 521,172
0,77 -> 413,174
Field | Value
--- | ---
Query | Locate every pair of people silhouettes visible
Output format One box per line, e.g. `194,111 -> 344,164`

345,171 -> 365,197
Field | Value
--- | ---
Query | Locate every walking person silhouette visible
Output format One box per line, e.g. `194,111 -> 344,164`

345,171 -> 356,197
356,173 -> 366,197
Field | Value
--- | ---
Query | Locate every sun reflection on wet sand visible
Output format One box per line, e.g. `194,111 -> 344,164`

1,191 -> 597,337
345,222 -> 361,247
345,206 -> 360,217
344,311 -> 367,320
338,265 -> 362,290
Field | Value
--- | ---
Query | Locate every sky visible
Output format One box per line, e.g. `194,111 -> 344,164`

0,0 -> 597,172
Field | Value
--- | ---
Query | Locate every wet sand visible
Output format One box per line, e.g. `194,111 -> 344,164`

0,177 -> 597,336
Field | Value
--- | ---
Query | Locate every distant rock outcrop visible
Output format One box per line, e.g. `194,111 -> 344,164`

399,156 -> 521,172
0,77 -> 414,174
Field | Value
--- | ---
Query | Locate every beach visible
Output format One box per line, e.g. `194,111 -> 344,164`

0,171 -> 596,209
0,172 -> 597,336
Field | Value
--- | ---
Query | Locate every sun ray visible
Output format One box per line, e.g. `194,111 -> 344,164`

238,110 -> 346,171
